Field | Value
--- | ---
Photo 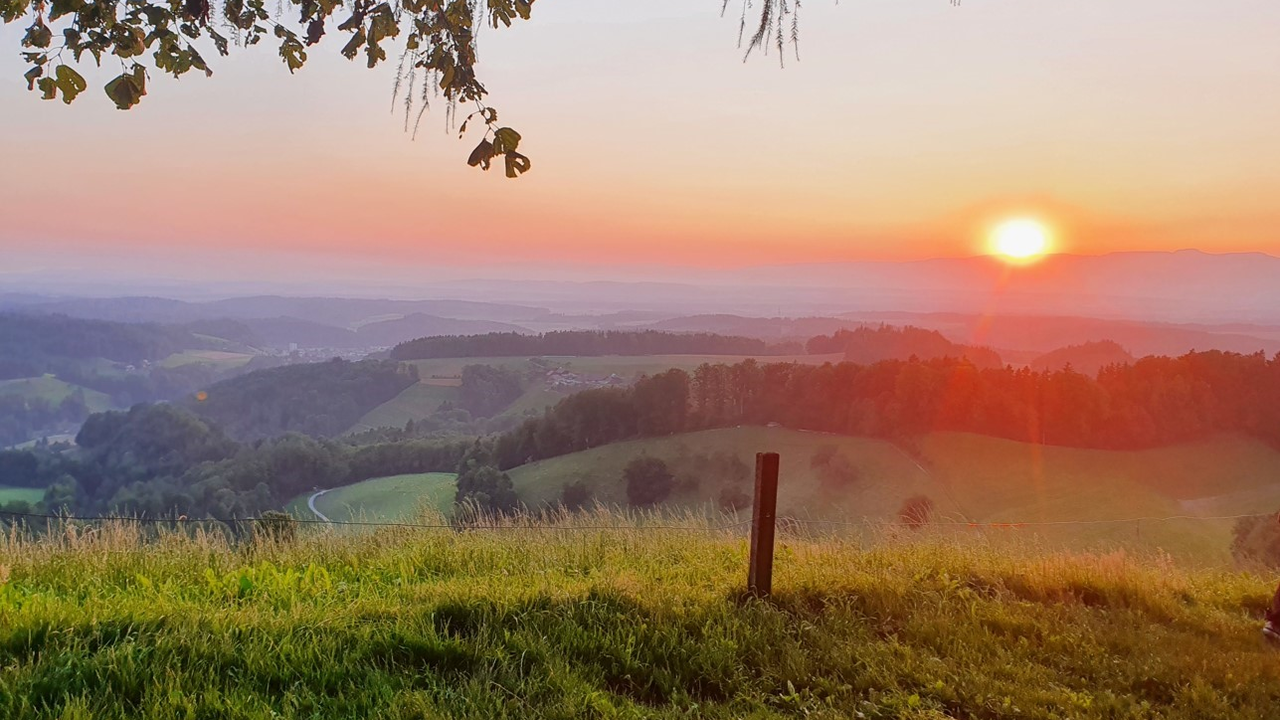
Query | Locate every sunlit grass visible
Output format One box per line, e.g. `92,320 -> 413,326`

1,510 -> 1278,718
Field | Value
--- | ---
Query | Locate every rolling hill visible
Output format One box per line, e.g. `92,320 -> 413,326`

506,427 -> 1280,563
286,472 -> 456,523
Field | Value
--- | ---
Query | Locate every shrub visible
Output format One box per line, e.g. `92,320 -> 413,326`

560,480 -> 592,511
254,510 -> 297,544
898,495 -> 935,530
624,457 -> 675,507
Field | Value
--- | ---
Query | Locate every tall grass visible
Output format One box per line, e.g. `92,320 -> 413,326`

1,510 -> 1278,719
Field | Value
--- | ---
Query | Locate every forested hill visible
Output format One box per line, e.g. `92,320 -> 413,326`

0,313 -> 197,380
183,359 -> 419,441
492,350 -> 1280,470
390,330 -> 802,360
806,325 -> 1003,369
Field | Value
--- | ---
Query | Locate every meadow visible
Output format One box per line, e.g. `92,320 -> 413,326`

289,427 -> 1280,565
1,514 -> 1279,719
508,427 -> 1280,565
0,487 -> 45,505
286,473 -> 457,523
0,376 -> 114,414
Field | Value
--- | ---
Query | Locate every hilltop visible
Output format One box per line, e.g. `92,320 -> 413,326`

1,518 -> 1278,718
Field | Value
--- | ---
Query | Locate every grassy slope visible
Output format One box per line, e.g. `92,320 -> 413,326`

0,487 -> 44,505
351,354 -> 842,434
0,375 -> 114,413
158,350 -> 256,370
286,473 -> 457,523
348,382 -> 462,433
509,427 -> 1280,564
2,520 -> 1280,719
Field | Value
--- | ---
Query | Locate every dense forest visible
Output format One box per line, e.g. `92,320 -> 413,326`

184,359 -> 420,441
390,330 -> 800,360
805,326 -> 1004,369
0,313 -> 199,380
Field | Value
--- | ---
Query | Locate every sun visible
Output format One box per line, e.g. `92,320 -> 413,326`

989,218 -> 1051,262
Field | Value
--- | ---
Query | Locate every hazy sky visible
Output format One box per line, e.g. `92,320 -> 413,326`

4,0 -> 1280,285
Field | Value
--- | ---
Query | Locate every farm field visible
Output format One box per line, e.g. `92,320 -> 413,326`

508,427 -> 1280,564
159,350 -> 257,370
286,473 -> 457,523
0,375 -> 114,413
1,517 -> 1279,718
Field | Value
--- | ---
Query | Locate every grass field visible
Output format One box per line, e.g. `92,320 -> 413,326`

159,350 -> 256,370
348,382 -> 462,433
0,486 -> 44,505
508,427 -> 1280,564
0,375 -> 114,413
2,516 -> 1280,718
286,473 -> 457,523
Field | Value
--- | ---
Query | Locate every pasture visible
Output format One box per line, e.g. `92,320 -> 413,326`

507,427 -> 1280,564
0,375 -> 114,413
286,473 -> 457,523
0,516 -> 1278,718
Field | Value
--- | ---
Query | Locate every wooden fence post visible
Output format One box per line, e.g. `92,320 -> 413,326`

747,452 -> 780,597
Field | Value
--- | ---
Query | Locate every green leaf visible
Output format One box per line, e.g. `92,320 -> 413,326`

37,76 -> 56,100
104,66 -> 147,110
492,127 -> 521,154
54,65 -> 87,104
504,150 -> 531,178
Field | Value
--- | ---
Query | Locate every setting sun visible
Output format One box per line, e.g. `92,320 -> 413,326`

990,218 -> 1051,262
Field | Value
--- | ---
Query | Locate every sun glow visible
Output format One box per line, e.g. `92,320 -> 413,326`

990,218 -> 1051,262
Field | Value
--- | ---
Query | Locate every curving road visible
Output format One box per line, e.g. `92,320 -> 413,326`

307,489 -> 332,523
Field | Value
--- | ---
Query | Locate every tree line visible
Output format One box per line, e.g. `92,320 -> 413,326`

491,350 -> 1280,472
390,331 -> 802,361
806,326 -> 1004,369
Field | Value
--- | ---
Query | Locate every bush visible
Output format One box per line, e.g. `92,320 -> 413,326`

624,457 -> 675,507
898,495 -> 935,530
717,484 -> 751,512
559,480 -> 592,511
254,511 -> 297,544
1232,512 -> 1280,567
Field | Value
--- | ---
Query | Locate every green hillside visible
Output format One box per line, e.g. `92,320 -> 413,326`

508,427 -> 1280,563
2,517 -> 1279,718
287,473 -> 456,523
348,382 -> 462,433
0,486 -> 44,505
0,375 -> 114,413
158,349 -> 257,370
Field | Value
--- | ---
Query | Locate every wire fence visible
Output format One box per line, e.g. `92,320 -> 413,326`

0,509 -> 1272,533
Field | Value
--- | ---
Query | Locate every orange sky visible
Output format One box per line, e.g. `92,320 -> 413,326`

3,0 -> 1280,276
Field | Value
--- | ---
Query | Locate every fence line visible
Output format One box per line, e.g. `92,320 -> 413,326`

0,509 -> 1270,533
